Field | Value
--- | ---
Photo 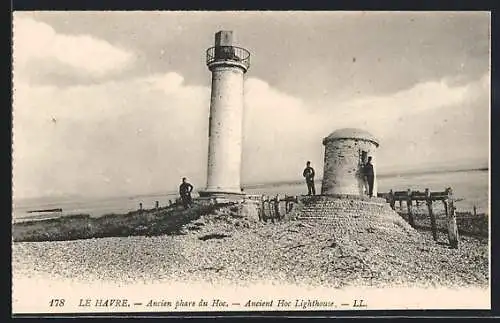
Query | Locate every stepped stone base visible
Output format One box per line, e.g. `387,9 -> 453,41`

198,189 -> 245,198
194,196 -> 261,222
295,195 -> 418,238
195,195 -> 246,205
299,194 -> 387,204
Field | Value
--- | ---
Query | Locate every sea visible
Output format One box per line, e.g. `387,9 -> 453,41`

12,169 -> 489,223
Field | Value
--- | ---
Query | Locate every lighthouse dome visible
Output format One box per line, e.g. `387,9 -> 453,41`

323,128 -> 379,147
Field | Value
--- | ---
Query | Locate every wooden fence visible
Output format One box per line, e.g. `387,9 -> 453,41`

135,195 -> 300,221
259,195 -> 299,223
378,187 -> 459,248
137,200 -> 173,213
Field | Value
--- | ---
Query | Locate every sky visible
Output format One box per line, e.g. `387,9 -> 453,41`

12,11 -> 490,199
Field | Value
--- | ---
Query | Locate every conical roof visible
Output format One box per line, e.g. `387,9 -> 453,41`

323,128 -> 379,147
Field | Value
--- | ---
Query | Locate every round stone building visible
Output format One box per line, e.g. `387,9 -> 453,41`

321,128 -> 379,197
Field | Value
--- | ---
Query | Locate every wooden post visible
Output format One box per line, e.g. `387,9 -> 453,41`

446,188 -> 459,249
269,197 -> 275,224
389,189 -> 395,210
425,188 -> 437,241
275,194 -> 281,220
270,196 -> 274,222
399,200 -> 403,210
263,196 -> 268,222
286,196 -> 294,214
259,195 -> 264,221
407,189 -> 414,227
261,196 -> 266,222
268,198 -> 273,222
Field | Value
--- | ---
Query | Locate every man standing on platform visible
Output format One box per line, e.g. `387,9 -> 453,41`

303,161 -> 316,196
179,177 -> 194,209
363,156 -> 375,198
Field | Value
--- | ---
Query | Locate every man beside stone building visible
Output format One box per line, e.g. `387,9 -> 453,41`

303,161 -> 316,196
363,156 -> 375,198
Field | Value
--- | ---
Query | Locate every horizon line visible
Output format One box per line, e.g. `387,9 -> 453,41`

13,165 -> 488,202
241,166 -> 489,189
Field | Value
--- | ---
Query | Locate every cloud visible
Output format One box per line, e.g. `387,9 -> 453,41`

316,78 -> 473,139
12,65 -> 489,199
11,12 -> 489,199
374,72 -> 490,170
242,78 -> 323,183
241,73 -> 489,183
12,73 -> 210,199
13,16 -> 135,83
143,73 -> 186,94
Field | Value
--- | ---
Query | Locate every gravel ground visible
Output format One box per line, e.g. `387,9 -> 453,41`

12,208 -> 489,289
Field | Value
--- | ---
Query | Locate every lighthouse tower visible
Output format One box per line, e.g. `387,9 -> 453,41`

200,31 -> 251,197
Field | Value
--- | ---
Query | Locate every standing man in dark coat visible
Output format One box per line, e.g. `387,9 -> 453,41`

363,156 -> 375,198
179,177 -> 194,209
303,161 -> 316,196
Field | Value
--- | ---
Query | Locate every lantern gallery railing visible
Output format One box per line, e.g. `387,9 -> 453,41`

206,46 -> 251,69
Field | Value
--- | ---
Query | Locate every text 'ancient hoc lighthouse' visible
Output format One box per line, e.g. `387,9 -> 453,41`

200,31 -> 251,197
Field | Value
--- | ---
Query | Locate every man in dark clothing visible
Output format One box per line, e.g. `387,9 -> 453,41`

363,157 -> 375,198
303,161 -> 316,196
179,177 -> 194,209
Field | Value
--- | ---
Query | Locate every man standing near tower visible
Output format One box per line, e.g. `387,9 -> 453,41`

303,161 -> 316,196
363,156 -> 375,198
179,177 -> 194,209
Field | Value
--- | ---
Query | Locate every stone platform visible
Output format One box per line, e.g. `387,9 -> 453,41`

299,194 -> 387,205
294,195 -> 418,238
193,194 -> 261,221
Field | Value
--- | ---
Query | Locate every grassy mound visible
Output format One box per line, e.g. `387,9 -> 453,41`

12,203 -> 222,242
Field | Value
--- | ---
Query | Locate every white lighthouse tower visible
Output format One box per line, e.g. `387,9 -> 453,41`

200,31 -> 250,197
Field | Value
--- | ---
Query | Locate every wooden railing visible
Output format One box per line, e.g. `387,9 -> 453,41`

378,187 -> 459,248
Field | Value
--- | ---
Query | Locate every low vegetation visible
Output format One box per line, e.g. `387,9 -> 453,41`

12,203 -> 221,242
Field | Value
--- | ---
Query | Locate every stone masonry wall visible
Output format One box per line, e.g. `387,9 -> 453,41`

321,138 -> 378,196
296,196 -> 417,238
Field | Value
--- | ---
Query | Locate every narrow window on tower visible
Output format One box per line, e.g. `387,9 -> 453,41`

208,116 -> 212,137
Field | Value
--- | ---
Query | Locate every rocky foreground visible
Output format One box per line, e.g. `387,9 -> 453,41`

12,206 -> 488,289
